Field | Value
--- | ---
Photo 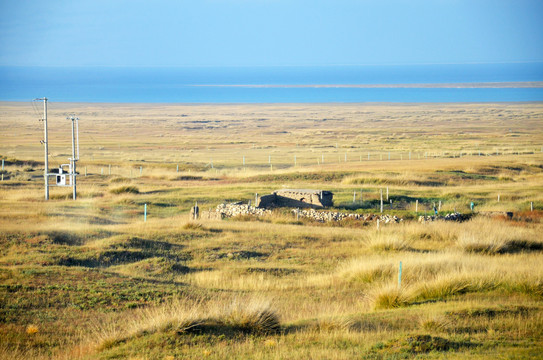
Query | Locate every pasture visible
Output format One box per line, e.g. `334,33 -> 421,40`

0,101 -> 542,359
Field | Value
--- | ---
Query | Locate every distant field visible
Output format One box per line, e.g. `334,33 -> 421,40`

0,101 -> 542,359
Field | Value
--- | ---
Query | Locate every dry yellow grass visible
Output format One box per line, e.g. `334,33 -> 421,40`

1,101 -> 542,359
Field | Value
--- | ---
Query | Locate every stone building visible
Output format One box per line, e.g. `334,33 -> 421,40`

257,189 -> 333,209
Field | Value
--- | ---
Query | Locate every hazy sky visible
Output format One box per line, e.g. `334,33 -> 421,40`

1,0 -> 542,67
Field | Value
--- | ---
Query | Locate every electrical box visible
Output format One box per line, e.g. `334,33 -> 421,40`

56,167 -> 67,186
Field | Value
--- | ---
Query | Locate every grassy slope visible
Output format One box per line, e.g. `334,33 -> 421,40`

0,102 -> 542,359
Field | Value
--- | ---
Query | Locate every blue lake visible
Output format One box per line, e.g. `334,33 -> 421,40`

1,63 -> 542,103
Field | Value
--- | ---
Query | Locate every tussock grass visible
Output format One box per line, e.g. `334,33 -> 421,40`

366,233 -> 412,252
92,296 -> 279,350
222,298 -> 280,334
109,176 -> 131,183
93,297 -> 205,350
368,284 -> 410,309
109,185 -> 139,194
457,217 -> 542,254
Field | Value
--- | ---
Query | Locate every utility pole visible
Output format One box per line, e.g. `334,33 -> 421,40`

67,114 -> 80,200
35,97 -> 49,200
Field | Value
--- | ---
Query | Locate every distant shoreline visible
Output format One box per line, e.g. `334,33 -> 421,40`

193,81 -> 543,89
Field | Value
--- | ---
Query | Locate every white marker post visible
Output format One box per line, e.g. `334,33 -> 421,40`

144,204 -> 147,222
380,189 -> 383,213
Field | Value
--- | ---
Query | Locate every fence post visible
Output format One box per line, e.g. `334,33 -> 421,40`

144,204 -> 147,222
416,199 -> 418,212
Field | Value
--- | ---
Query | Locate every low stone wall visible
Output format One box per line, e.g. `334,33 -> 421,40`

293,208 -> 402,223
214,203 -> 272,218
204,202 -> 402,223
418,212 -> 470,223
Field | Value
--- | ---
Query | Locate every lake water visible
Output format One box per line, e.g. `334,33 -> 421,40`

1,63 -> 542,103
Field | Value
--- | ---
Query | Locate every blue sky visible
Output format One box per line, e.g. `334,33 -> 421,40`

1,0 -> 542,67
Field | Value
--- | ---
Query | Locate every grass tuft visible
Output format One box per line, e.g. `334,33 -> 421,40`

367,233 -> 411,252
368,284 -> 411,309
223,298 -> 280,334
109,185 -> 139,194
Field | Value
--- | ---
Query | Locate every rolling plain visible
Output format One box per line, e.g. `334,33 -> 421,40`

0,101 -> 542,359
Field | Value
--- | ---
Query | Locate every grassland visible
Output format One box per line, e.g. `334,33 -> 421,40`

0,101 -> 542,359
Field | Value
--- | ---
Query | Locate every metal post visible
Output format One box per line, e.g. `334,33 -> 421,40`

416,199 -> 418,212
255,193 -> 258,207
368,152 -> 370,160
140,166 -> 142,175
177,164 -> 179,172
294,155 -> 296,166
144,204 -> 147,222
386,187 -> 389,201
380,189 -> 383,213
353,191 -> 356,203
